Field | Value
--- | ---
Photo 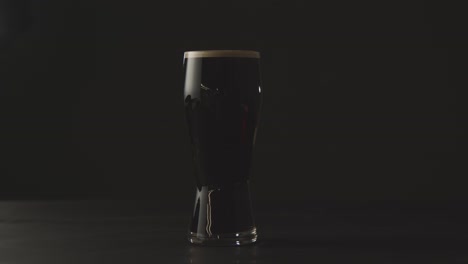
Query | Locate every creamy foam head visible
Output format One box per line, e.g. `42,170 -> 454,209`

184,50 -> 260,59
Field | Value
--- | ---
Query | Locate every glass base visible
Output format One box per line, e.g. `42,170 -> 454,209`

188,227 -> 257,246
188,182 -> 257,246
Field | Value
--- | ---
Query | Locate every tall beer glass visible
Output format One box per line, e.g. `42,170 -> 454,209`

183,50 -> 262,246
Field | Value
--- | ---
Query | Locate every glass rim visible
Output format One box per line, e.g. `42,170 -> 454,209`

184,50 -> 260,59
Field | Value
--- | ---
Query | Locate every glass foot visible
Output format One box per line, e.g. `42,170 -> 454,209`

188,227 -> 257,246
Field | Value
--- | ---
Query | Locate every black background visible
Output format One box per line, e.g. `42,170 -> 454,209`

1,0 -> 467,204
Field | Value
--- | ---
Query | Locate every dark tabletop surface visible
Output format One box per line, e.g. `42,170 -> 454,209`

1,200 -> 467,263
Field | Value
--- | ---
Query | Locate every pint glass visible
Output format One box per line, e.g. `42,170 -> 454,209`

183,50 -> 262,246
